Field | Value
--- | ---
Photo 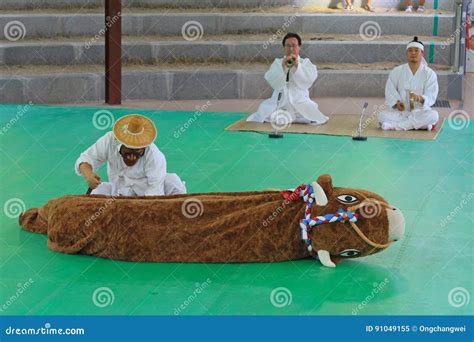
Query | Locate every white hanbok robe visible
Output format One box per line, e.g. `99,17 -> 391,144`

379,63 -> 439,130
75,131 -> 186,196
246,57 -> 328,125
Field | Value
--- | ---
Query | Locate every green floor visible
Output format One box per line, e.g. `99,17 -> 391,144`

0,104 -> 472,316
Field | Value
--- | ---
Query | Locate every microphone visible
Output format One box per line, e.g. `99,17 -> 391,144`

352,102 -> 368,141
269,92 -> 284,139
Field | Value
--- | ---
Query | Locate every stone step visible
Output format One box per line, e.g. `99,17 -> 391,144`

307,0 -> 453,11
0,0 -> 293,10
0,61 -> 453,75
0,40 -> 453,66
0,0 -> 454,11
0,6 -> 454,14
0,12 -> 455,40
0,62 -> 461,103
1,32 -> 449,43
0,7 -> 454,16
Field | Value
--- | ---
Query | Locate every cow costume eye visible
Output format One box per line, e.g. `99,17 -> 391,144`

336,194 -> 358,204
339,249 -> 360,257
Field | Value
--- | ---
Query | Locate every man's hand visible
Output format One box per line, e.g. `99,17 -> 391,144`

79,162 -> 101,189
282,54 -> 298,69
394,100 -> 405,112
413,94 -> 424,104
294,55 -> 299,66
289,54 -> 298,66
85,173 -> 101,189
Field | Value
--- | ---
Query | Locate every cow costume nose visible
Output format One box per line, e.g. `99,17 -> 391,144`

387,206 -> 405,242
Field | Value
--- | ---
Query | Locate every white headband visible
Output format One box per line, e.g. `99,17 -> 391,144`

406,41 -> 424,51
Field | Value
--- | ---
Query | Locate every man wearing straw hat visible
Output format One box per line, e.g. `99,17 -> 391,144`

75,114 -> 186,196
378,36 -> 439,131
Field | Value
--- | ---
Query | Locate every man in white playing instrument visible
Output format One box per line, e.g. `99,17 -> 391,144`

379,36 -> 439,131
246,32 -> 329,126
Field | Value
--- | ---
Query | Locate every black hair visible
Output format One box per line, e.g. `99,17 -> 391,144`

410,36 -> 424,46
282,33 -> 302,46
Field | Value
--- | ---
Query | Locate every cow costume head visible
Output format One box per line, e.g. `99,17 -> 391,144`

305,174 -> 405,267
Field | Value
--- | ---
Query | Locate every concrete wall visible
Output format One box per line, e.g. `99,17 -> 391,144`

0,69 -> 461,103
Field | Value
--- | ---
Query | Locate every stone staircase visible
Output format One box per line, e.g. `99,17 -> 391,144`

0,0 -> 463,103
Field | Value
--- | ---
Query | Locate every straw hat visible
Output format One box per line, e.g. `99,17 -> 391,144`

113,114 -> 157,148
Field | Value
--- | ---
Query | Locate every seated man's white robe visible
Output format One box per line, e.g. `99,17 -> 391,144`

379,63 -> 439,130
75,131 -> 186,196
246,57 -> 328,125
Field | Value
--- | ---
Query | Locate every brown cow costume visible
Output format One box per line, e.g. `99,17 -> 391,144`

19,174 -> 405,267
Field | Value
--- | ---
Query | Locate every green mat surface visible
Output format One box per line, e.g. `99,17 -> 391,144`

0,104 -> 472,315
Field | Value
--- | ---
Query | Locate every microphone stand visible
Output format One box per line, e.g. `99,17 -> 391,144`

352,102 -> 368,141
269,67 -> 291,139
268,92 -> 284,138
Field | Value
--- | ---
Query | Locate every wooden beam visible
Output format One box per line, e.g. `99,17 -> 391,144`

105,0 -> 122,105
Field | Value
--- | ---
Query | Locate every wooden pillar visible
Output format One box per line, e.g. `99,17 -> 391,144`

105,0 -> 122,105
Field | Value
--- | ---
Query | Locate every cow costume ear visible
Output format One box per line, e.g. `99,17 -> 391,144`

317,174 -> 334,196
